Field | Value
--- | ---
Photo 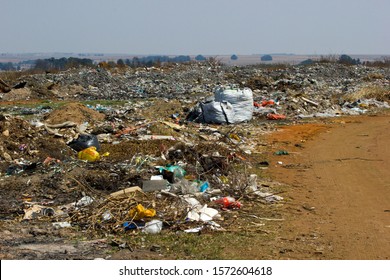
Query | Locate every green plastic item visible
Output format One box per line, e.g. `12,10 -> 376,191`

274,150 -> 289,155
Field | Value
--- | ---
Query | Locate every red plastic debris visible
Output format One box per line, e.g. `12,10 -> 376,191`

266,113 -> 286,120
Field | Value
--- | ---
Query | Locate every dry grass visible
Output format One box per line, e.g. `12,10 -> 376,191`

0,69 -> 45,84
345,86 -> 390,102
362,73 -> 384,81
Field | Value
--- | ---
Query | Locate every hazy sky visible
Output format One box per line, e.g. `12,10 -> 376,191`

1,0 -> 389,55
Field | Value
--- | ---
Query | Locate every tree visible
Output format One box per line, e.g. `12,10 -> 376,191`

34,59 -> 50,71
132,57 -> 140,67
338,54 -> 360,65
195,55 -> 206,61
107,61 -> 117,68
117,59 -> 126,68
231,54 -> 238,60
261,55 -> 273,61
299,59 -> 314,65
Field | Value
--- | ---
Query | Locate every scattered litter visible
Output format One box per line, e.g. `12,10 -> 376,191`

138,135 -> 176,140
123,221 -> 145,231
186,204 -> 219,222
109,187 -> 143,199
143,219 -> 163,234
213,196 -> 242,210
68,134 -> 101,152
23,205 -> 56,220
128,204 -> 156,220
102,210 -> 112,221
184,227 -> 203,233
159,165 -> 186,183
52,221 -> 72,229
160,121 -> 183,131
78,146 -> 101,162
301,97 -> 319,107
142,179 -> 169,192
274,150 -> 289,155
75,196 -> 94,208
267,113 -> 286,120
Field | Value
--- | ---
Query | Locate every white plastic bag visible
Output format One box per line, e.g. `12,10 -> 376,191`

143,219 -> 163,234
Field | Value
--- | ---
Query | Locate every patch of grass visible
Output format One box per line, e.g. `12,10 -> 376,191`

362,73 -> 384,81
148,122 -> 180,136
0,69 -> 44,84
125,230 -> 275,259
80,100 -> 128,107
345,86 -> 390,102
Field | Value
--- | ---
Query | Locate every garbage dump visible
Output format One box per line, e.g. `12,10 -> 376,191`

0,60 -> 389,259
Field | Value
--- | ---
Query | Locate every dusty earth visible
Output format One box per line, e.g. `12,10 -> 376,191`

267,114 -> 390,259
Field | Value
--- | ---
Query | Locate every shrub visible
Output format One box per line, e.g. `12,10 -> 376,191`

338,54 -> 360,65
195,55 -> 206,61
261,55 -> 272,61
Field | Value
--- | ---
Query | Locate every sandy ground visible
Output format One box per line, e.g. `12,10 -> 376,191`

268,115 -> 390,259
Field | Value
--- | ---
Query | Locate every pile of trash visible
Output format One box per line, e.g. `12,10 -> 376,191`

1,62 -> 389,110
0,61 -> 389,253
1,99 -> 285,237
20,169 -> 283,235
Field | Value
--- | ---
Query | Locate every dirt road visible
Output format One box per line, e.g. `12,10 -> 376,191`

268,115 -> 390,259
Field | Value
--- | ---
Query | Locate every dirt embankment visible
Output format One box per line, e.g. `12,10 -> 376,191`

268,115 -> 390,259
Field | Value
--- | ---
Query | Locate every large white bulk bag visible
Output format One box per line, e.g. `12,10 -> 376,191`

214,87 -> 253,123
200,101 -> 235,124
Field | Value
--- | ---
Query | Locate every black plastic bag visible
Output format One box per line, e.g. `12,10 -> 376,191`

67,134 -> 100,152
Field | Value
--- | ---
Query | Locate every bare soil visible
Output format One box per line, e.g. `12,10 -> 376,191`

267,114 -> 390,259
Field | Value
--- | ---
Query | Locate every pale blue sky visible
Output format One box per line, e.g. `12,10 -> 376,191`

1,0 -> 389,55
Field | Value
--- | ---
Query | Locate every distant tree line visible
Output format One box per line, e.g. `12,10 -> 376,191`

0,62 -> 15,71
0,59 -> 37,71
230,54 -> 273,62
121,55 -> 191,67
33,57 -> 94,71
4,54 -> 386,73
0,55 -> 202,72
300,54 -> 375,66
97,55 -> 192,69
362,57 -> 390,67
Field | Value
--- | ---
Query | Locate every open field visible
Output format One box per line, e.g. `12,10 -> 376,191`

1,53 -> 388,66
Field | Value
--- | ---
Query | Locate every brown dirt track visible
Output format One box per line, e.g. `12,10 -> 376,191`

268,115 -> 390,259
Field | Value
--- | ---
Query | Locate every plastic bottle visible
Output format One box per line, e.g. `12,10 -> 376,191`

214,196 -> 242,209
